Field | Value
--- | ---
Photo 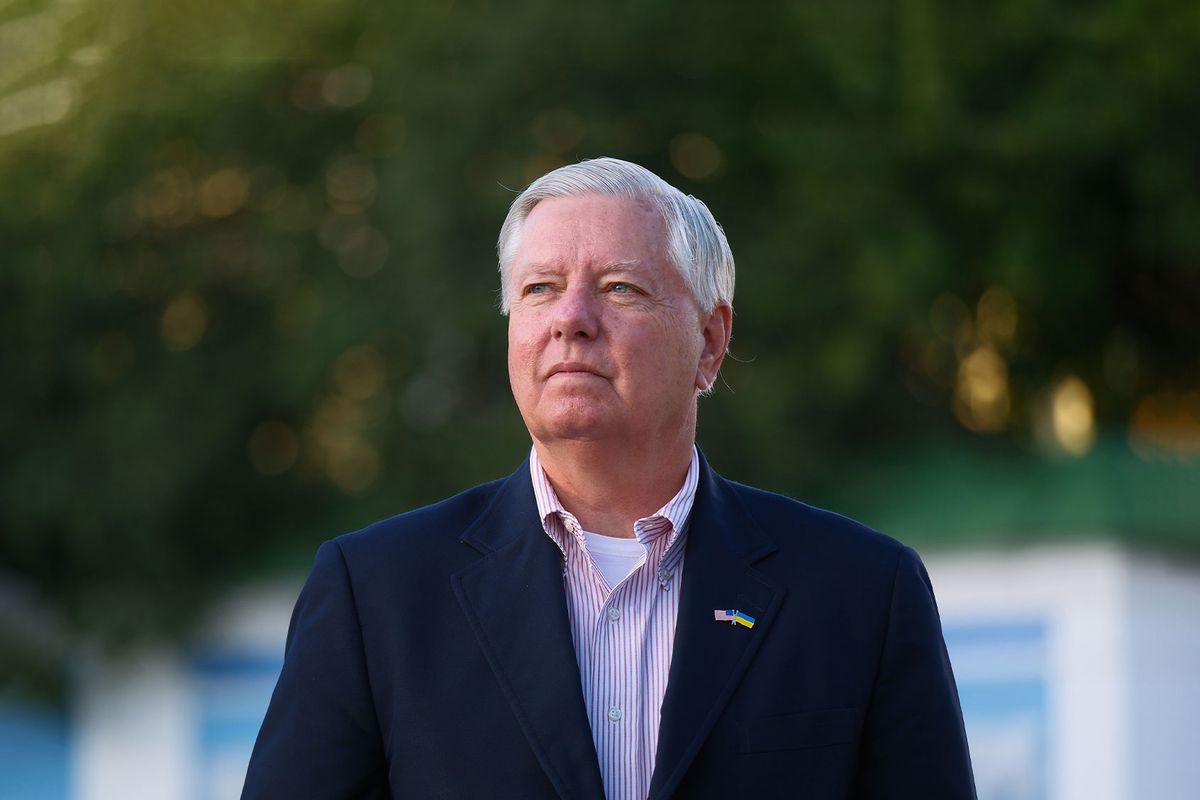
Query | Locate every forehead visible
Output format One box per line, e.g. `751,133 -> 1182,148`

512,194 -> 668,270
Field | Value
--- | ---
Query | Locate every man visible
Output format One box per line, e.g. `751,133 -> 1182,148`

243,158 -> 976,799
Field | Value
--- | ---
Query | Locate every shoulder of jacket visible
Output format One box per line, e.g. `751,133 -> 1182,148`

330,474 -> 511,557
721,478 -> 909,565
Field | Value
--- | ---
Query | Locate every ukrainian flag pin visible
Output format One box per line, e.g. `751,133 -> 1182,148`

713,609 -> 756,629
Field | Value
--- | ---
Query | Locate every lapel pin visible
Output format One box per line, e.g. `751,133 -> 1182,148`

713,609 -> 756,629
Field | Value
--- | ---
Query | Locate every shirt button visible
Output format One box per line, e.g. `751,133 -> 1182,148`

607,706 -> 622,722
607,607 -> 621,621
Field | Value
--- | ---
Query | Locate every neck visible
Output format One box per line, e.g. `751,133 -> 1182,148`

533,431 -> 694,539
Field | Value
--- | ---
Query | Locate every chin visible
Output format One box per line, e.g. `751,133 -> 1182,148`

539,422 -> 612,443
532,409 -> 619,443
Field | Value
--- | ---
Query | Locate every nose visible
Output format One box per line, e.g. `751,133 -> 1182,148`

551,285 -> 599,340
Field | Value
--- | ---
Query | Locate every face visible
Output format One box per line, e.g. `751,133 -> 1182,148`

506,194 -> 730,450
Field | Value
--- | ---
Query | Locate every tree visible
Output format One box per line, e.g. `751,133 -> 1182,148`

2,0 -> 1197,696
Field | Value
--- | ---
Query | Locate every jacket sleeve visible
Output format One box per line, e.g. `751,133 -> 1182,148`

853,546 -> 977,799
242,540 -> 390,799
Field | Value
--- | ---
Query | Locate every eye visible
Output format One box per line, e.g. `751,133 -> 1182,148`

609,282 -> 638,295
523,283 -> 550,296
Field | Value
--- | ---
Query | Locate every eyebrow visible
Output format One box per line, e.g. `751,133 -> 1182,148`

517,260 -> 647,276
596,261 -> 645,275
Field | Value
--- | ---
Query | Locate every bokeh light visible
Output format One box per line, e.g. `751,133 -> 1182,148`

1050,375 -> 1096,457
669,132 -> 722,181
160,293 -> 208,351
954,346 -> 1011,433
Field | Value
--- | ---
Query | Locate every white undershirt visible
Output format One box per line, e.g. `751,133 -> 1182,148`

581,530 -> 647,591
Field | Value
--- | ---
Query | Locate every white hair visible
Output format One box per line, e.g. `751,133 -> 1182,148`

496,157 -> 735,314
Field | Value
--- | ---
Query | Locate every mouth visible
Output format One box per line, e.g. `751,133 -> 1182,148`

548,362 -> 606,379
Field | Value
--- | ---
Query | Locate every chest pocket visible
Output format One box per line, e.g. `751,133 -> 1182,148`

740,708 -> 859,753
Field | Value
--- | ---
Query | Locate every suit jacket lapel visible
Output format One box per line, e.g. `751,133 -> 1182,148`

650,457 -> 786,800
451,463 -> 606,800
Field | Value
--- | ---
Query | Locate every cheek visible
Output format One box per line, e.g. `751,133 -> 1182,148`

651,321 -> 703,368
508,309 -> 546,344
508,333 -> 537,366
507,344 -> 531,390
507,324 -> 544,390
507,318 -> 532,357
623,329 -> 698,387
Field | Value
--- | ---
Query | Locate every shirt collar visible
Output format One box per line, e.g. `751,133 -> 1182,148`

528,445 -> 699,551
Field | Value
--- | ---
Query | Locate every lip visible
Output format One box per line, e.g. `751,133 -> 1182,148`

548,362 -> 606,379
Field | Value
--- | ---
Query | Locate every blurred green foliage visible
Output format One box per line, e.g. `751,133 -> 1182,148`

1,0 -> 1198,681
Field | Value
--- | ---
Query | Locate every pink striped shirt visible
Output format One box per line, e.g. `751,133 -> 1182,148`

529,446 -> 699,800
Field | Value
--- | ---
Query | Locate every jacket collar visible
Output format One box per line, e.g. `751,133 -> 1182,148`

452,458 -> 607,800
649,452 -> 784,799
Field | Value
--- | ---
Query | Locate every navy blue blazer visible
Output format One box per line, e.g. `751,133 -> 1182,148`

243,453 -> 975,799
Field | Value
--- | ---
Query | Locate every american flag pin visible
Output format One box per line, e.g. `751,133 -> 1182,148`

713,609 -> 756,629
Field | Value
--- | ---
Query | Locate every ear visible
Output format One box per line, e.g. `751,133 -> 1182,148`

695,303 -> 733,392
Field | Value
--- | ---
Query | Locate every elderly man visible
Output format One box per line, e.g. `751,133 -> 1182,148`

243,158 -> 976,799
